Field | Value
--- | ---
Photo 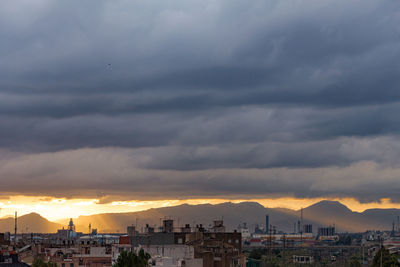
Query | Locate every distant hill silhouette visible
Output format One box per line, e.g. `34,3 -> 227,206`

2,201 -> 400,233
68,201 -> 400,233
0,213 -> 62,233
70,202 -> 300,233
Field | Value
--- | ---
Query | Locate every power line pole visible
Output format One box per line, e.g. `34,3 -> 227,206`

282,233 -> 286,266
380,236 -> 383,267
14,211 -> 17,246
269,224 -> 272,265
362,244 -> 365,265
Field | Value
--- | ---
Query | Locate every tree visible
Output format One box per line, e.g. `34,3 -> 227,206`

372,248 -> 400,267
32,258 -> 57,267
113,249 -> 151,267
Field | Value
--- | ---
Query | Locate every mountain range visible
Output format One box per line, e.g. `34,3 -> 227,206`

2,201 -> 400,233
0,212 -> 62,233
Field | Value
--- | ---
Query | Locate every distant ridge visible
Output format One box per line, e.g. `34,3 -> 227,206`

306,200 -> 351,212
0,213 -> 61,233
1,201 -> 400,233
68,200 -> 400,233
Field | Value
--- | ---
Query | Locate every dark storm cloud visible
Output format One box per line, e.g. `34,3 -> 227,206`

1,0 -> 400,102
1,0 -> 400,202
2,105 -> 400,151
0,148 -> 399,202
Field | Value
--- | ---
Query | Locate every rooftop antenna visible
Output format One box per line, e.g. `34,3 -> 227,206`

89,223 -> 92,242
14,211 -> 17,245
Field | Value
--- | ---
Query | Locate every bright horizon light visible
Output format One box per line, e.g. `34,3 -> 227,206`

1,196 -> 400,222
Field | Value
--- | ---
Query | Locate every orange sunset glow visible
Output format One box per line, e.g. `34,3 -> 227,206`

1,196 -> 400,222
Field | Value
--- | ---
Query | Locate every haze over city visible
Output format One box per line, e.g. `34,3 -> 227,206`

1,0 -> 400,223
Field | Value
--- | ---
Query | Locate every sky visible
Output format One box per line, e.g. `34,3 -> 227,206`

1,0 -> 400,220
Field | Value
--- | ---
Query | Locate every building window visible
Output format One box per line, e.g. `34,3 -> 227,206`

70,264 -> 74,267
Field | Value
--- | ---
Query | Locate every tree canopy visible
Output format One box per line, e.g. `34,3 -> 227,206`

113,249 -> 151,267
372,248 -> 400,267
32,258 -> 57,267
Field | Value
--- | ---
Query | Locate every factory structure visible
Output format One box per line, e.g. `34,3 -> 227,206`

243,211 -> 339,247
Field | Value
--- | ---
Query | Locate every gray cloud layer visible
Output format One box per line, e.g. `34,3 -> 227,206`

1,0 -> 400,202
